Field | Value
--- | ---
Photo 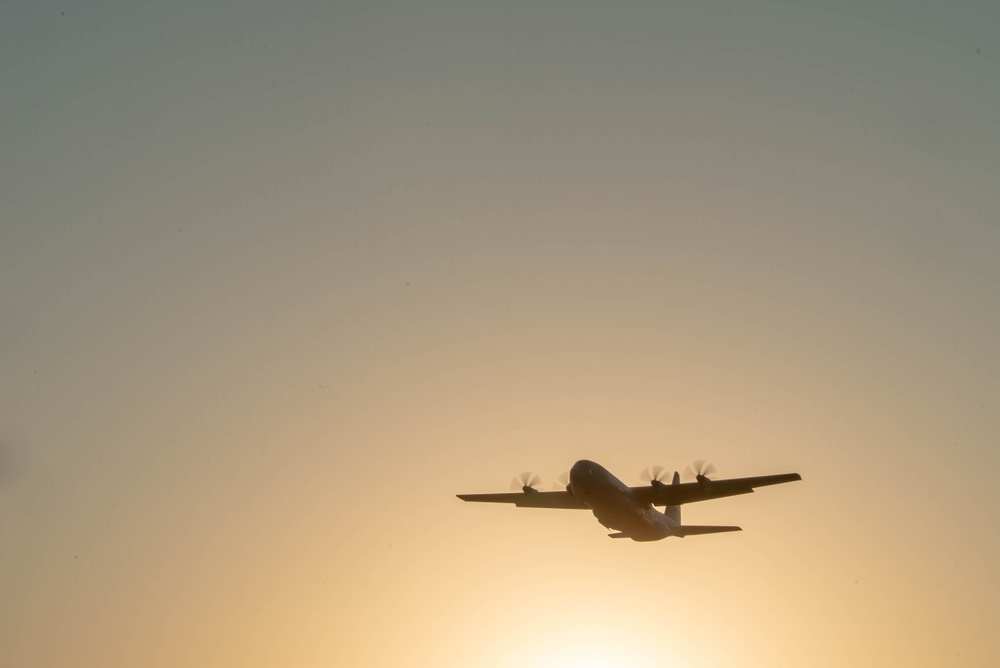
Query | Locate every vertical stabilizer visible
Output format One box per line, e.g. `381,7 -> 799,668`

663,471 -> 681,523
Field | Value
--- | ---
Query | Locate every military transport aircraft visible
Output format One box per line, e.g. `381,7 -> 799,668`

457,459 -> 802,541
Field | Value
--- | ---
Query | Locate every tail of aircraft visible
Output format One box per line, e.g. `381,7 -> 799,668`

673,525 -> 742,536
662,470 -> 741,537
608,524 -> 741,539
662,470 -> 681,524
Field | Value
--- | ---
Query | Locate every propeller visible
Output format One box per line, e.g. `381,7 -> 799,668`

553,471 -> 570,491
640,465 -> 671,485
685,460 -> 717,483
511,471 -> 543,493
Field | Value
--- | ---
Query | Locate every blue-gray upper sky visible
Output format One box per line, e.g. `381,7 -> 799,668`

2,2 -> 999,666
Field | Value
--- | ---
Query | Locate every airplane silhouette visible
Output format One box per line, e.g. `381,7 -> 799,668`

457,459 -> 802,541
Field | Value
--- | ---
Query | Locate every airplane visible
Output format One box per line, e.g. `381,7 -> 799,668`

457,459 -> 802,541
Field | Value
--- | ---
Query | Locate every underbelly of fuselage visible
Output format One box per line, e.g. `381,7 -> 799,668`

569,459 -> 671,541
586,499 -> 669,540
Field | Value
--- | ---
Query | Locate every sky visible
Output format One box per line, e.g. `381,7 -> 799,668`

2,0 -> 999,666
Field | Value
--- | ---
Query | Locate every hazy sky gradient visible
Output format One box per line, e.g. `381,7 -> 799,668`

3,1 -> 999,666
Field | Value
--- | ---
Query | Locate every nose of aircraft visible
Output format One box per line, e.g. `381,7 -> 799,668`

569,459 -> 596,493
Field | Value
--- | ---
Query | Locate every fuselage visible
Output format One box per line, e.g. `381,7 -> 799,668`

569,459 -> 678,541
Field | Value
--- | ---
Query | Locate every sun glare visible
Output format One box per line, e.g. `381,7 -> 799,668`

524,639 -> 667,668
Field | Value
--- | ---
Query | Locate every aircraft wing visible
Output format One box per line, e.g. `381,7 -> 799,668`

631,472 -> 802,506
456,490 -> 589,509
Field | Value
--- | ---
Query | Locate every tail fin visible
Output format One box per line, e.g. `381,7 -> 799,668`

662,471 -> 681,524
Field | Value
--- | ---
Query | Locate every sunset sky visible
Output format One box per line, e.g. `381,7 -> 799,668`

2,1 -> 999,666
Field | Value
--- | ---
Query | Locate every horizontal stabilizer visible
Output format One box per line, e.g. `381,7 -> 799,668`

608,532 -> 629,539
674,525 -> 742,537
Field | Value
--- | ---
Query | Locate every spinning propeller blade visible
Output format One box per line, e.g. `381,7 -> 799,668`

511,471 -> 542,492
640,465 -> 670,484
685,460 -> 717,482
553,471 -> 570,491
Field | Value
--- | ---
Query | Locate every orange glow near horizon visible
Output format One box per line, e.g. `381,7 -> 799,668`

3,1 -> 1000,666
